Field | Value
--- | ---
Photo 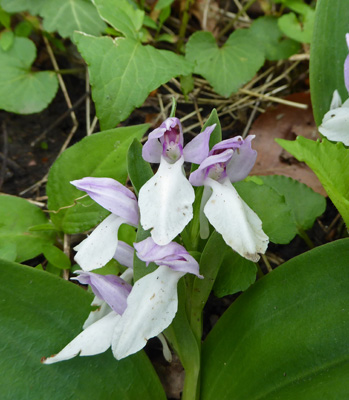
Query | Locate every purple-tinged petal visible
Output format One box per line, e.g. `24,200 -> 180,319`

71,177 -> 139,226
134,237 -> 202,277
74,214 -> 124,271
42,312 -> 119,364
138,156 -> 194,245
74,271 -> 132,315
345,34 -> 349,94
225,136 -> 257,182
209,136 -> 246,154
112,265 -> 184,359
183,124 -> 216,164
189,150 -> 233,186
113,241 -> 134,268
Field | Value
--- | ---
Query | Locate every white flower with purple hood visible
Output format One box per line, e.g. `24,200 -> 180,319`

189,136 -> 269,262
139,117 -> 216,245
70,177 -> 139,271
318,33 -> 349,146
42,237 -> 201,364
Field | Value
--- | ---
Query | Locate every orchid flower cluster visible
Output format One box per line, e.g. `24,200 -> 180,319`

318,33 -> 349,146
42,116 -> 268,364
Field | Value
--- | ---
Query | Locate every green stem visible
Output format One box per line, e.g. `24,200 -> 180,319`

298,228 -> 315,249
51,68 -> 85,75
177,0 -> 195,51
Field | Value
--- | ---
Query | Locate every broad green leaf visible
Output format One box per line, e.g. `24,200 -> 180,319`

0,195 -> 55,262
213,249 -> 257,297
249,16 -> 301,60
42,245 -> 71,270
1,0 -> 45,14
0,37 -> 58,114
278,9 -> 314,44
0,29 -> 13,50
14,21 -> 34,37
155,0 -> 174,10
310,0 -> 349,125
234,180 -> 297,244
47,124 -> 149,233
127,138 -> 153,196
202,238 -> 349,400
74,32 -> 192,129
0,6 -> 11,29
180,74 -> 194,97
256,175 -> 326,231
0,259 -> 166,400
2,0 -> 106,39
185,30 -> 265,97
93,0 -> 144,39
277,137 -> 349,226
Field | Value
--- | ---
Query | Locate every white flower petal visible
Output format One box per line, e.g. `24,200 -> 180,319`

319,102 -> 349,146
74,214 -> 124,271
112,266 -> 184,359
330,90 -> 342,110
42,312 -> 120,364
204,178 -> 269,262
138,156 -> 195,245
83,296 -> 112,329
199,185 -> 212,239
157,333 -> 172,362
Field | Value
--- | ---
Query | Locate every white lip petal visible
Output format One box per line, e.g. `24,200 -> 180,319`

111,266 -> 184,360
138,156 -> 195,245
203,178 -> 269,262
42,312 -> 120,364
74,214 -> 124,271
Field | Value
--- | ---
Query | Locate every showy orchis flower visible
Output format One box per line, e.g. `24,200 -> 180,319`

42,238 -> 200,363
318,34 -> 349,146
139,118 -> 216,246
71,177 -> 139,271
189,136 -> 269,262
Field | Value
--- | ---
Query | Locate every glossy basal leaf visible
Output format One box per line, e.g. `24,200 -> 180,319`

42,244 -> 71,270
202,238 -> 349,400
74,32 -> 192,130
2,0 -> 106,39
213,249 -> 257,298
47,124 -> 148,233
256,175 -> 326,231
0,36 -> 58,114
93,0 -> 144,39
0,259 -> 166,400
185,30 -> 265,97
277,137 -> 349,226
249,16 -> 300,61
0,195 -> 55,262
234,180 -> 297,244
310,0 -> 349,125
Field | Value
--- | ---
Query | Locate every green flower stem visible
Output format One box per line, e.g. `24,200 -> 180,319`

177,0 -> 195,51
298,228 -> 315,249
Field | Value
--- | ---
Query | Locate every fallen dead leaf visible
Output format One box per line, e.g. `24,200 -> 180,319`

250,92 -> 327,196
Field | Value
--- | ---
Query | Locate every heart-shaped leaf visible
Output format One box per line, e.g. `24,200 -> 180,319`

249,16 -> 301,61
185,30 -> 265,97
0,36 -> 58,113
47,124 -> 149,233
2,0 -> 106,38
202,238 -> 349,399
0,259 -> 166,400
0,195 -> 55,262
74,32 -> 192,130
277,137 -> 349,227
